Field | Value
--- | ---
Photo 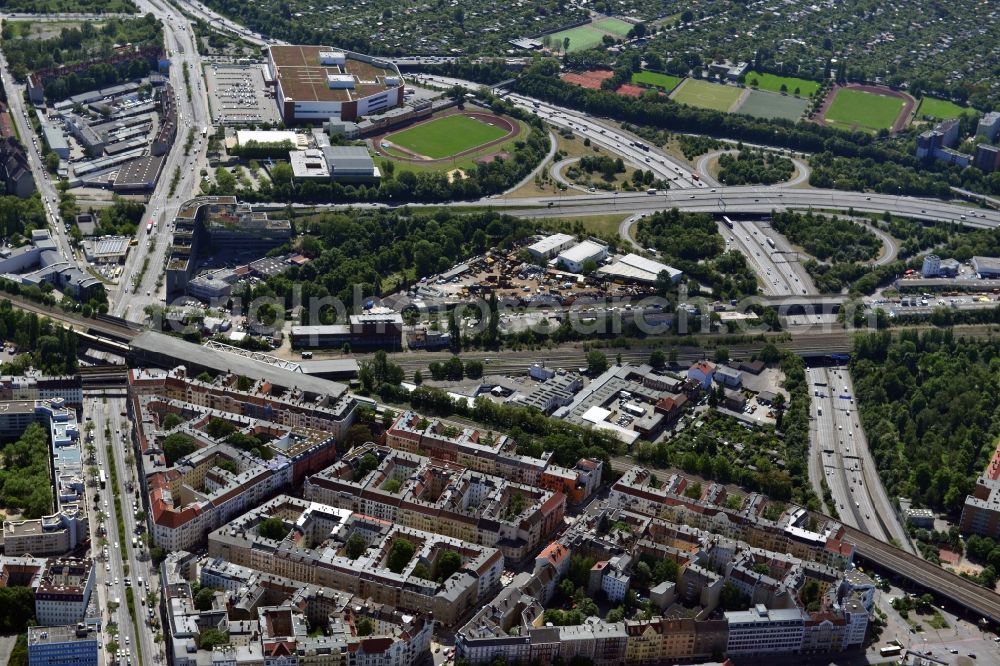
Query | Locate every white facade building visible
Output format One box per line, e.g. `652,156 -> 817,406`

725,605 -> 805,656
557,241 -> 609,273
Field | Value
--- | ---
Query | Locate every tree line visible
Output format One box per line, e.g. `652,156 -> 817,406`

635,352 -> 812,507
636,208 -> 759,301
851,329 -> 1000,514
0,422 -> 55,520
0,301 -> 79,375
716,148 -> 794,186
240,208 -> 539,315
360,357 -> 620,485
770,211 -> 881,264
2,14 -> 160,83
514,60 -> 890,162
508,60 -> 999,199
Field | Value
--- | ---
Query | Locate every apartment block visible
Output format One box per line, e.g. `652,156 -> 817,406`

726,605 -> 805,657
386,410 -> 602,503
160,551 -> 434,666
34,558 -> 95,627
303,443 -> 565,563
129,366 -> 356,551
608,467 -> 855,568
207,495 -> 503,626
961,447 -> 1000,539
0,396 -> 89,557
0,374 -> 82,405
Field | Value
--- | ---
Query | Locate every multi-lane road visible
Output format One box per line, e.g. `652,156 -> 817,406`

89,394 -> 162,666
723,220 -> 815,296
0,33 -> 79,264
109,0 -> 215,321
809,366 -> 914,554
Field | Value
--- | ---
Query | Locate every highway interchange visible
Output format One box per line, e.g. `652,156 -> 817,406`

7,2 -> 1000,658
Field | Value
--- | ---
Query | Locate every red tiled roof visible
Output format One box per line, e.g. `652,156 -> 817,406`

538,541 -> 569,567
263,640 -> 295,657
689,361 -> 715,376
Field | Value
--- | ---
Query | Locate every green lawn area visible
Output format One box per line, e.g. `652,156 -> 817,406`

746,71 -> 821,97
824,89 -> 905,131
917,96 -> 975,120
549,17 -> 634,52
533,214 -> 630,240
631,70 -> 683,91
671,79 -> 743,112
385,115 -> 508,160
593,17 -> 634,37
549,25 -> 607,52
735,89 -> 809,121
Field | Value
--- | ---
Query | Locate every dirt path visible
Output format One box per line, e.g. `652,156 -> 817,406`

668,77 -> 689,101
730,87 -> 751,113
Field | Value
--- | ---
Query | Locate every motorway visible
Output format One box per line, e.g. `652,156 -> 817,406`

417,72 -> 706,190
725,219 -> 816,297
809,366 -> 913,554
501,186 -> 1000,227
172,0 -> 281,47
109,0 -> 215,322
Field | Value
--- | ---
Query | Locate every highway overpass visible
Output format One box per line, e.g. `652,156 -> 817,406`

760,294 -> 850,314
504,187 -> 1000,228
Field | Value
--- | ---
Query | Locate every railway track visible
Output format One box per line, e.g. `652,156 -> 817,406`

846,525 -> 1000,624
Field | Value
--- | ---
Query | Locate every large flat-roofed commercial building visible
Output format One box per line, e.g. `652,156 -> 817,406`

972,256 -> 1000,278
28,625 -> 98,666
598,253 -> 683,284
557,240 -> 609,273
235,130 -> 305,149
268,45 -> 404,123
291,310 -> 404,350
289,146 -> 380,183
324,145 -> 379,182
165,197 -> 291,294
527,233 -> 576,260
113,154 -> 164,191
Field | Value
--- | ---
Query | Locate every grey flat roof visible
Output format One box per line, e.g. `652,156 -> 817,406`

130,331 -> 349,398
322,145 -> 373,172
115,154 -> 164,187
300,359 -> 360,375
973,256 -> 1000,273
41,124 -> 68,151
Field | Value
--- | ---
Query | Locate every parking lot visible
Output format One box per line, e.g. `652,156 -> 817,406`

205,63 -> 282,125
